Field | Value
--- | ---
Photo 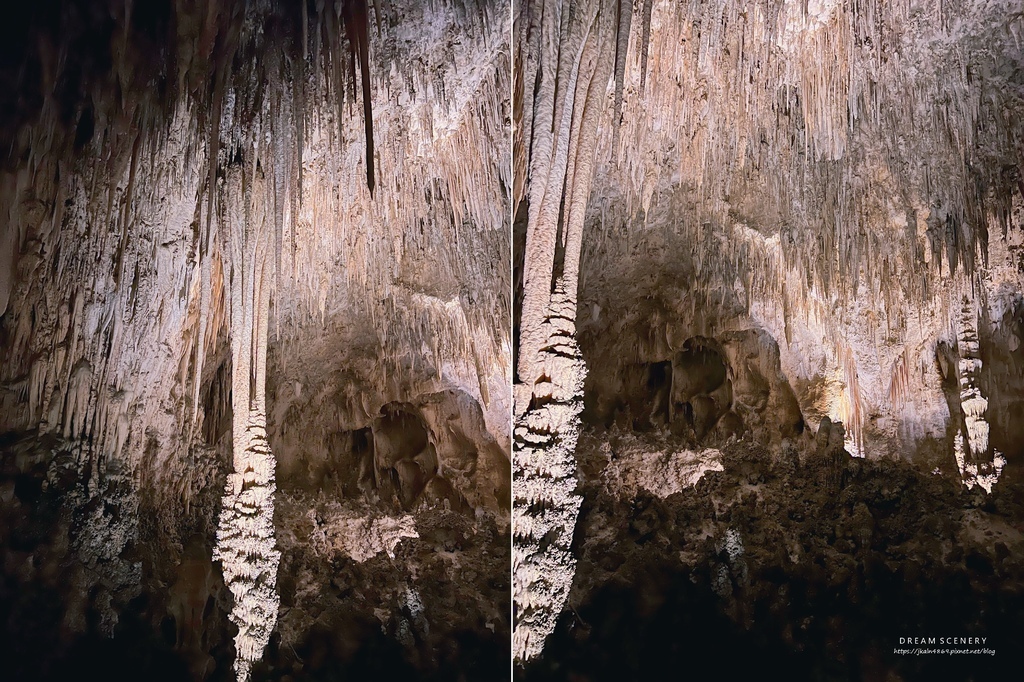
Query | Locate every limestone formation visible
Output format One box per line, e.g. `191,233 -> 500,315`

0,1 -> 510,678
513,0 -> 1024,669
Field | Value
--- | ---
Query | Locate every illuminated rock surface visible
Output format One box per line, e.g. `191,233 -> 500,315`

0,1 -> 509,679
513,0 -> 1024,676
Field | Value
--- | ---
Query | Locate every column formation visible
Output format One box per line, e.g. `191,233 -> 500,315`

513,0 -> 618,660
213,163 -> 280,682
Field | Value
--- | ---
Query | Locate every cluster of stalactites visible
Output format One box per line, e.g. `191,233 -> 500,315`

582,0 -> 1022,314
560,0 -> 1021,472
0,0 -> 511,487
0,0 -> 380,446
0,0 -> 379,364
0,1 -> 378,192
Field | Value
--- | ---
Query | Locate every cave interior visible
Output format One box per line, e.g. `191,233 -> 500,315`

0,1 -> 511,680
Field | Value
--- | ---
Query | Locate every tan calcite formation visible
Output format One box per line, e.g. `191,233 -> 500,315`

0,0 -> 509,512
211,164 -> 280,682
513,0 -> 619,662
0,0 -> 510,675
574,0 -> 1023,465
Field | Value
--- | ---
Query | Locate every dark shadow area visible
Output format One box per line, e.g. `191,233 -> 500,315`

255,621 -> 508,682
519,432 -> 1024,682
519,557 -> 1020,682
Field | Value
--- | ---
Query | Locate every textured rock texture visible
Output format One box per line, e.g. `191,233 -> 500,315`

512,0 -> 617,659
0,0 -> 510,679
519,429 -> 1024,680
514,0 -> 1024,669
572,0 -> 1024,473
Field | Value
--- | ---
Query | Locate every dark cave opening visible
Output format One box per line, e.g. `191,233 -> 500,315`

980,299 -> 1024,464
669,337 -> 731,440
372,402 -> 436,512
582,329 -> 804,447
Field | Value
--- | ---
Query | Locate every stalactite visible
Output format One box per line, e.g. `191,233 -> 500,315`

611,0 -> 633,143
519,0 -> 598,394
888,347 -> 911,410
638,0 -> 654,93
342,0 -> 375,194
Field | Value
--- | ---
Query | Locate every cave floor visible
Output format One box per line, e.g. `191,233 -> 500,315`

0,434 -> 511,682
519,428 -> 1024,682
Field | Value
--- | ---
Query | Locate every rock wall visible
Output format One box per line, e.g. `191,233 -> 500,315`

0,1 -> 511,679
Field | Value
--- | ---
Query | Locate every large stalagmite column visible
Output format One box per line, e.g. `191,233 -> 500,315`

213,162 -> 281,682
957,296 -> 989,461
513,0 -> 616,662
953,292 -> 1005,493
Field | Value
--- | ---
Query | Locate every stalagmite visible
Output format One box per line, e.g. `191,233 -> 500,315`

513,287 -> 588,661
951,291 -> 1006,493
837,342 -> 864,458
514,0 -> 616,662
957,296 -> 989,461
